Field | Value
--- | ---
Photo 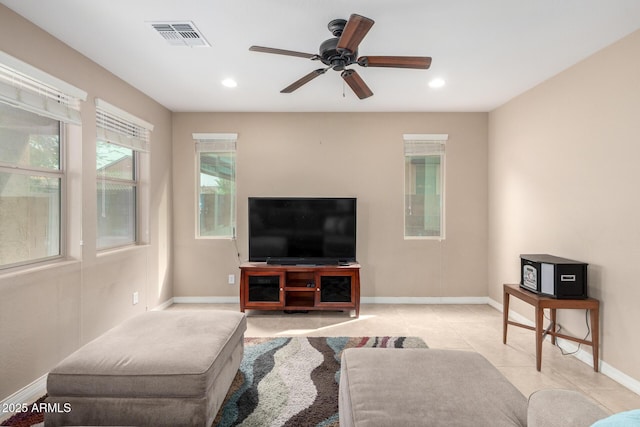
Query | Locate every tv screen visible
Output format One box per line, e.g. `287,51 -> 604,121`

248,197 -> 357,264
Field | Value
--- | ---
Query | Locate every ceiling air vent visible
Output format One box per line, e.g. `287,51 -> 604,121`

150,21 -> 210,47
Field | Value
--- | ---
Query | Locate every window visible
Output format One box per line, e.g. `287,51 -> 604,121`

96,99 -> 152,250
404,134 -> 448,239
194,133 -> 237,238
0,52 -> 86,269
0,104 -> 62,267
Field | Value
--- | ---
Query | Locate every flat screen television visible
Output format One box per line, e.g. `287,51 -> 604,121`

248,197 -> 357,265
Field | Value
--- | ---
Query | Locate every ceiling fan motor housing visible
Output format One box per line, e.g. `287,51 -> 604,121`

319,37 -> 356,71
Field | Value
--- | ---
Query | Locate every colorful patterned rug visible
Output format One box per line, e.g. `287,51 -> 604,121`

212,336 -> 428,426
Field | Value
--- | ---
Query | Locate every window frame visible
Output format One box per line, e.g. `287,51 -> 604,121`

0,117 -> 66,270
194,133 -> 237,239
403,134 -> 448,240
94,99 -> 152,251
96,141 -> 139,250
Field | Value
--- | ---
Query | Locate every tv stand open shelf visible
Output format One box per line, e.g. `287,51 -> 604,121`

239,262 -> 360,317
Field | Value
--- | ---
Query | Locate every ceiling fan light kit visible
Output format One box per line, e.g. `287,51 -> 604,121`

249,13 -> 432,100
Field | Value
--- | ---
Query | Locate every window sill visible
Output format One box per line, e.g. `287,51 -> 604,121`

97,243 -> 150,258
0,258 -> 80,280
196,235 -> 234,240
404,236 -> 445,241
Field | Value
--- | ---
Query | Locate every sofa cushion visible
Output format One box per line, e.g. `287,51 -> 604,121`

527,389 -> 608,427
339,348 -> 528,427
47,310 -> 246,398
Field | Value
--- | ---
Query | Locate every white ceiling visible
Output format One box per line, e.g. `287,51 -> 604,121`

3,0 -> 640,113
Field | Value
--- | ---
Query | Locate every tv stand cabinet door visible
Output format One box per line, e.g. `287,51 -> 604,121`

315,270 -> 358,310
241,270 -> 285,311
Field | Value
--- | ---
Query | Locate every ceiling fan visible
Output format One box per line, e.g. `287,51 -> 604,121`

249,14 -> 432,99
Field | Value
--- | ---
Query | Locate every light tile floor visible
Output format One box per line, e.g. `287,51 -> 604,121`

168,303 -> 640,415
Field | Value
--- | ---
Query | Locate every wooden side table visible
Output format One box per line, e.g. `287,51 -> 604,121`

502,283 -> 600,372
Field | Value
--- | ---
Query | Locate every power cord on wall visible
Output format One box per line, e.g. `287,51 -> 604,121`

232,227 -> 241,265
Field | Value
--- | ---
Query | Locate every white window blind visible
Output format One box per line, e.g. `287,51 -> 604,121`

96,99 -> 154,152
194,133 -> 238,152
403,134 -> 448,155
0,51 -> 87,125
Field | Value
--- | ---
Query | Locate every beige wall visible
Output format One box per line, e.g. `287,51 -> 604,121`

172,112 -> 488,299
488,30 -> 640,382
0,6 -> 173,399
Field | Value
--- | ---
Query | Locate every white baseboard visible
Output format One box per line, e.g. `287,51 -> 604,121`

151,298 -> 174,311
0,374 -> 47,421
489,296 -> 640,396
361,296 -> 491,304
599,359 -> 640,395
486,297 -> 503,313
170,296 -> 491,305
172,296 -> 240,304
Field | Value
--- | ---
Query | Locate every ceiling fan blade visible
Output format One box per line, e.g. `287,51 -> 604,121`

337,14 -> 375,53
281,68 -> 327,93
359,56 -> 432,69
249,45 -> 317,59
341,69 -> 373,99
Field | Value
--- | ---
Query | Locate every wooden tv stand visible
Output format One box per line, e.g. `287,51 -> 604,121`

239,262 -> 360,317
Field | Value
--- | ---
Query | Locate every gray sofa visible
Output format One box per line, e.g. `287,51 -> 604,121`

45,310 -> 246,427
339,348 -> 609,427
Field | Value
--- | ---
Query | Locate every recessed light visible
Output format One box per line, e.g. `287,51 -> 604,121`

221,78 -> 237,88
428,78 -> 445,88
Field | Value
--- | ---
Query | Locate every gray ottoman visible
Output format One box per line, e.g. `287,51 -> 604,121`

339,348 -> 528,427
45,310 -> 246,427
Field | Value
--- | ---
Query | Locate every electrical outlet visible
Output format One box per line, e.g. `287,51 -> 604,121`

228,274 -> 235,285
133,291 -> 139,305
